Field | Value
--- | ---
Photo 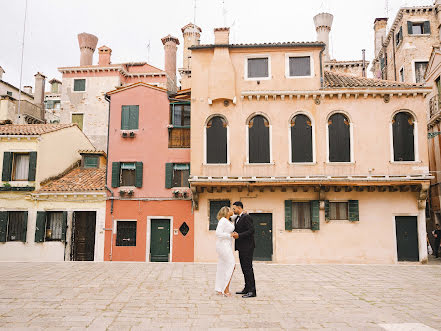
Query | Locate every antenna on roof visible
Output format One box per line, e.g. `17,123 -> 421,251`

17,0 -> 28,123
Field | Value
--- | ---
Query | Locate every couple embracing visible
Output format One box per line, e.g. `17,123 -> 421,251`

215,201 -> 256,298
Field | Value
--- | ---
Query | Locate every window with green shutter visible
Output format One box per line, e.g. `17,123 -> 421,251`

111,162 -> 121,188
121,105 -> 139,130
348,200 -> 359,222
135,162 -> 143,188
284,200 -> 292,230
209,200 -> 230,230
165,163 -> 174,189
120,163 -> 136,186
28,152 -> 37,181
324,200 -> 330,221
61,211 -> 68,242
73,79 -> 86,92
408,21 -> 431,35
0,211 -> 8,242
311,200 -> 320,231
172,164 -> 190,187
6,212 -> 27,242
2,152 -> 12,181
84,156 -> 99,168
35,211 -> 46,243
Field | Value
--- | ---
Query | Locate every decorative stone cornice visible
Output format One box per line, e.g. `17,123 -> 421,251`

58,65 -> 166,78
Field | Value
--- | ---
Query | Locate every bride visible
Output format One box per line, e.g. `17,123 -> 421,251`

215,206 -> 236,296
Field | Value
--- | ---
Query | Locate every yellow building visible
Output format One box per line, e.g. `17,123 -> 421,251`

0,124 -> 105,261
189,28 -> 432,264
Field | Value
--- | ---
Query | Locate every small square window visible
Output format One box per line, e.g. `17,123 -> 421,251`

12,153 -> 30,181
73,79 -> 86,92
289,56 -> 311,77
292,202 -> 312,229
116,221 -> 137,246
172,164 -> 190,187
45,212 -> 63,241
120,163 -> 136,186
329,202 -> 348,220
6,91 -> 13,97
412,23 -> 423,35
84,156 -> 99,168
247,58 -> 269,78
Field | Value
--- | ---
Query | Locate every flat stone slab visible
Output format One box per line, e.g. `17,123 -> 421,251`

0,262 -> 440,330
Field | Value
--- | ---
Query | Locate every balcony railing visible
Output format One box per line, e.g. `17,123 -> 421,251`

168,127 -> 190,148
429,95 -> 440,119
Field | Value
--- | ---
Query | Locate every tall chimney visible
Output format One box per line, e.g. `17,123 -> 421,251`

49,78 -> 61,94
98,45 -> 112,66
313,13 -> 333,62
34,72 -> 46,119
180,23 -> 202,90
161,35 -> 180,93
214,27 -> 230,45
23,86 -> 32,94
0,66 -> 4,80
374,18 -> 388,58
78,33 -> 98,66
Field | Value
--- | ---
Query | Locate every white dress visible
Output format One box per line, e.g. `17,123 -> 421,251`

215,217 -> 235,293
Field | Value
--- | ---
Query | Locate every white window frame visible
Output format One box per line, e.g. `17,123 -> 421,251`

244,54 -> 271,81
288,111 -> 316,165
325,111 -> 355,164
72,78 -> 86,93
246,114 -> 273,165
389,110 -> 420,163
203,115 -> 230,165
285,52 -> 315,79
411,59 -> 429,84
146,216 -> 173,262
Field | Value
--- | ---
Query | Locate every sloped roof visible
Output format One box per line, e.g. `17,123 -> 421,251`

0,124 -> 76,136
38,167 -> 106,193
324,71 -> 422,89
106,81 -> 167,95
190,41 -> 325,50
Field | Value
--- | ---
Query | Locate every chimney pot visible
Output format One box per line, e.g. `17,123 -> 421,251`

214,27 -> 230,45
161,35 -> 180,93
23,86 -> 32,94
33,72 -> 46,120
78,33 -> 98,66
98,45 -> 112,66
374,18 -> 388,57
313,13 -> 333,62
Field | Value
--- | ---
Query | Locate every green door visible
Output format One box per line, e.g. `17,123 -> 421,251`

150,219 -> 170,262
395,216 -> 419,261
250,213 -> 272,261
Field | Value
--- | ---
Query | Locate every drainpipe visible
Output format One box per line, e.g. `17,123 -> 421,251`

319,47 -> 324,89
104,93 -> 114,261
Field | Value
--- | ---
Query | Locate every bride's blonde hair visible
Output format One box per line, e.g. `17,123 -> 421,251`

217,206 -> 230,220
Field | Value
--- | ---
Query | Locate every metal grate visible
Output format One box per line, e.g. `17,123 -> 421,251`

179,222 -> 189,236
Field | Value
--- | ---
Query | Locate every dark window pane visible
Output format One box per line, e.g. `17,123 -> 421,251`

84,156 -> 99,168
7,212 -> 26,241
173,105 -> 182,126
172,164 -> 190,187
116,221 -> 136,246
249,115 -> 270,163
73,79 -> 86,92
248,58 -> 268,78
393,112 -> 415,161
291,114 -> 313,162
183,105 -> 191,126
328,113 -> 350,162
209,200 -> 230,230
330,202 -> 348,220
206,117 -> 227,164
289,57 -> 311,77
121,163 -> 136,186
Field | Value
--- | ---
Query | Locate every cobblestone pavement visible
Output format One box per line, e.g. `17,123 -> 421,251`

0,262 -> 440,330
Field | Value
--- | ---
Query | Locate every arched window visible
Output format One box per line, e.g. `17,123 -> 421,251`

328,113 -> 351,162
206,116 -> 227,164
291,114 -> 313,163
248,115 -> 270,163
393,112 -> 415,161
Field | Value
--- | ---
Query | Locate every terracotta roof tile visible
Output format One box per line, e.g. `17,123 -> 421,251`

324,71 -> 421,89
0,124 -> 76,136
38,167 -> 106,193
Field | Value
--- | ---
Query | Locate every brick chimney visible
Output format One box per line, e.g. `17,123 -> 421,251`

34,72 -> 46,119
214,27 -> 230,44
374,18 -> 388,58
23,86 -> 32,94
98,45 -> 112,66
0,66 -> 4,80
78,33 -> 98,66
314,13 -> 333,61
161,35 -> 180,93
49,78 -> 61,94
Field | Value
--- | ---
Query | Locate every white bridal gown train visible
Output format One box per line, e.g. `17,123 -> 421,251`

215,217 -> 235,294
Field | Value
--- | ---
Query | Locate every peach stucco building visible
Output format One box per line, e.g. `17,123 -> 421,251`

104,83 -> 193,262
189,28 -> 432,264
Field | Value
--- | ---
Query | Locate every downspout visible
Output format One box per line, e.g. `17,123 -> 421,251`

104,93 -> 114,261
319,47 -> 324,89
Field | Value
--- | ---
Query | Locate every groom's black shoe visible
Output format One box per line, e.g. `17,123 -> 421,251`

235,289 -> 248,295
242,291 -> 256,298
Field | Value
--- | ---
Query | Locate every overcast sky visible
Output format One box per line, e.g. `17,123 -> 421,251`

0,0 -> 433,91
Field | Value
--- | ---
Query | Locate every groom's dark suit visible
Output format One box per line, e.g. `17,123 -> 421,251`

234,213 -> 256,294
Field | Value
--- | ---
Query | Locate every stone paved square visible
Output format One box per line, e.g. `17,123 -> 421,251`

0,262 -> 440,330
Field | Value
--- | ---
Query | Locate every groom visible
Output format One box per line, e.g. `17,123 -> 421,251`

232,201 -> 256,298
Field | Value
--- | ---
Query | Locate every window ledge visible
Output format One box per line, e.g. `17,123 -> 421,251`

409,34 -> 431,37
327,219 -> 352,223
244,76 -> 271,81
289,162 -> 316,166
389,160 -> 422,164
287,229 -> 314,233
285,75 -> 314,79
325,161 -> 355,165
245,162 -> 275,166
203,163 -> 230,166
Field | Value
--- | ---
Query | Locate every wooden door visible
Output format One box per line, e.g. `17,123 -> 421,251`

71,211 -> 96,261
395,216 -> 419,261
150,219 -> 170,262
250,213 -> 272,261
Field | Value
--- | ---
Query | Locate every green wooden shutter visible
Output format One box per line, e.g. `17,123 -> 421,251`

407,21 -> 413,35
311,200 -> 320,231
35,211 -> 46,243
2,152 -> 12,181
84,156 -> 98,168
130,106 -> 139,130
61,211 -> 68,242
324,200 -> 330,221
28,152 -> 37,181
0,211 -> 8,242
165,163 -> 174,188
348,200 -> 359,222
209,200 -> 230,231
424,21 -> 431,34
111,162 -> 121,188
21,211 -> 28,242
284,200 -> 292,230
135,162 -> 143,188
121,106 -> 130,130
